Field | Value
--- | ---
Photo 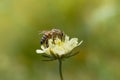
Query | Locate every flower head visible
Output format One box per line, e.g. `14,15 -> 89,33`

36,34 -> 83,60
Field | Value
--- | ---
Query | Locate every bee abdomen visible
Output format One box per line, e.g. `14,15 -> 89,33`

40,35 -> 47,44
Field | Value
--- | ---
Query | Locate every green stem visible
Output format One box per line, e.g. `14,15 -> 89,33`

58,58 -> 64,80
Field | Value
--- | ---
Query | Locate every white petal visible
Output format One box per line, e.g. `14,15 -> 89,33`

65,35 -> 69,42
52,47 -> 65,55
70,38 -> 78,43
36,49 -> 45,54
78,40 -> 83,46
41,45 -> 45,50
68,38 -> 78,47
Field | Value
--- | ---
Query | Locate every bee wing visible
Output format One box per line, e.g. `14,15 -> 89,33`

39,30 -> 48,35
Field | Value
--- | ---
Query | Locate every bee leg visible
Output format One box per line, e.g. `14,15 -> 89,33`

45,39 -> 49,48
52,35 -> 55,44
58,35 -> 62,41
61,33 -> 64,41
60,35 -> 62,41
40,40 -> 43,45
40,38 -> 43,44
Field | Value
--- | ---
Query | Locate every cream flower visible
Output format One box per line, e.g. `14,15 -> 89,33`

36,35 -> 83,60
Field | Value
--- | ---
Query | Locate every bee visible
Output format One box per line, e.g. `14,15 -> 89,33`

40,29 -> 64,47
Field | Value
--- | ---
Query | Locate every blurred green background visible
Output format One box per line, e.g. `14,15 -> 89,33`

0,0 -> 120,80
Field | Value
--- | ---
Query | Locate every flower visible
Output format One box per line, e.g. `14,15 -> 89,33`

36,35 -> 83,60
